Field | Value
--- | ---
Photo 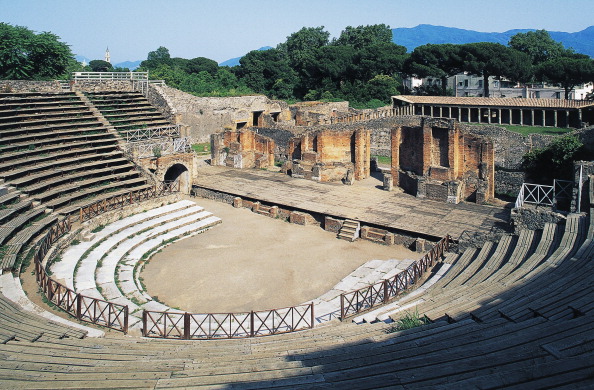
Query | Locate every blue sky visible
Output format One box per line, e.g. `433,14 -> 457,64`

1,0 -> 592,64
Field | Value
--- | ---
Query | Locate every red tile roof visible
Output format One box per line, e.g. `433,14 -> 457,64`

393,95 -> 594,109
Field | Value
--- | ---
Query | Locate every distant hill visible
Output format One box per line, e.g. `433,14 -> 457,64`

391,24 -> 594,57
114,60 -> 141,70
219,46 -> 273,67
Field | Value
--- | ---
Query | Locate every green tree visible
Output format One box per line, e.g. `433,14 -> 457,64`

537,57 -> 594,99
89,59 -> 113,72
185,57 -> 218,76
333,24 -> 393,49
140,46 -> 172,70
508,29 -> 567,65
461,43 -> 532,97
239,48 -> 296,98
404,44 -> 463,95
522,135 -> 584,182
0,23 -> 73,80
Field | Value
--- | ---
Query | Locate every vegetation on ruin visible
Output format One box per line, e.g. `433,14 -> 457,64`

522,134 -> 585,182
386,308 -> 430,332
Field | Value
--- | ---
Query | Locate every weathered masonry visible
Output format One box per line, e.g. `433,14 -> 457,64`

211,129 -> 275,169
389,117 -> 494,204
392,96 -> 594,128
283,128 -> 371,183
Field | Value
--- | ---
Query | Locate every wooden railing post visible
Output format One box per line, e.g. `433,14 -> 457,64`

383,279 -> 390,303
340,294 -> 345,320
142,310 -> 147,337
76,294 -> 82,320
310,303 -> 314,329
250,311 -> 255,337
184,313 -> 190,340
123,306 -> 129,334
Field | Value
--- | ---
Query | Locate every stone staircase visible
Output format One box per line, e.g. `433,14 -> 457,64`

74,91 -> 125,146
338,219 -> 360,241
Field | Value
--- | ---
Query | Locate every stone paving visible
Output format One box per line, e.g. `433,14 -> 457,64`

193,166 -> 510,239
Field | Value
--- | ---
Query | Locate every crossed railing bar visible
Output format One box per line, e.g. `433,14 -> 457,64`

142,303 -> 314,339
515,180 -> 573,209
125,125 -> 180,142
339,235 -> 451,320
33,218 -> 129,333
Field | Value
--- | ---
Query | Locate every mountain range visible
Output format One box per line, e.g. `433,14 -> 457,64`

218,24 -> 594,66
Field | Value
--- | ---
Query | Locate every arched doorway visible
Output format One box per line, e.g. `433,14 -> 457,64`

164,163 -> 190,194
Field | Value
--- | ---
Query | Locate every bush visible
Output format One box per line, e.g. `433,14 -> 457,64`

522,134 -> 584,183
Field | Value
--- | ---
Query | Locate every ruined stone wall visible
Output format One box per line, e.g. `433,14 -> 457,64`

148,85 -> 292,143
73,80 -> 134,92
317,131 -> 353,163
0,80 -> 62,93
289,101 -> 350,126
211,129 -> 275,169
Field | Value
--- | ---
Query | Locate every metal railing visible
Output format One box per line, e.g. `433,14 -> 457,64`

318,106 -> 415,125
340,235 -> 451,319
78,181 -> 180,222
124,125 -> 180,142
515,180 -> 573,209
33,218 -> 129,333
72,71 -> 149,81
124,137 -> 192,159
142,303 -> 314,339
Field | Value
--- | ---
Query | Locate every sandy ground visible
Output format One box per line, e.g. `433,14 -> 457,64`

141,197 -> 417,313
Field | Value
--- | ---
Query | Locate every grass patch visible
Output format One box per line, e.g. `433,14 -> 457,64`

386,308 -> 430,333
192,142 -> 210,155
372,155 -> 392,165
91,225 -> 105,233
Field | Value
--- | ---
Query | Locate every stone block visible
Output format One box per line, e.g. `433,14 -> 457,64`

384,232 -> 395,245
383,173 -> 393,191
324,216 -> 343,233
233,197 -> 242,208
290,211 -> 307,225
270,205 -> 278,218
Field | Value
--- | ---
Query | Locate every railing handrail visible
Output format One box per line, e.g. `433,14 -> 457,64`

72,71 -> 149,81
339,235 -> 451,319
33,218 -> 129,333
142,302 -> 314,339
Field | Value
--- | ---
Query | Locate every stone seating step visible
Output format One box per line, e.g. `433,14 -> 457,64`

75,205 -> 207,293
52,200 -> 197,288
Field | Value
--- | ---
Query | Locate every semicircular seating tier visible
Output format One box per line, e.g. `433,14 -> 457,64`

52,199 -> 221,330
0,91 -> 153,272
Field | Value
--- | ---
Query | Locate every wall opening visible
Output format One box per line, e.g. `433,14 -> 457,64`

164,163 -> 190,194
252,111 -> 263,126
431,127 -> 449,167
270,112 -> 280,122
236,121 -> 247,130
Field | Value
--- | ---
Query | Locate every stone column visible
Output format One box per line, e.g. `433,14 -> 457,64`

566,110 -> 570,128
520,109 -> 524,126
530,110 -> 534,126
498,109 -> 502,124
509,109 -> 512,125
487,108 -> 491,124
554,110 -> 558,127
457,107 -> 461,122
390,127 -> 401,185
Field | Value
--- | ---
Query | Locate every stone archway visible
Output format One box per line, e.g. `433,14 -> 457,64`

164,163 -> 190,194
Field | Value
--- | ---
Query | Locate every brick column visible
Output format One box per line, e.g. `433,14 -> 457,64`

390,126 -> 401,185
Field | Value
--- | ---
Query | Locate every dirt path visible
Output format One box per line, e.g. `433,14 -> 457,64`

141,197 -> 417,313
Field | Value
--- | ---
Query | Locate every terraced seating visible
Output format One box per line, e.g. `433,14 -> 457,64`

0,92 -> 154,271
85,91 -> 174,140
52,200 -> 221,329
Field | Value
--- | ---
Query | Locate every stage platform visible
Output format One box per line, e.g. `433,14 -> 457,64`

192,166 -> 510,240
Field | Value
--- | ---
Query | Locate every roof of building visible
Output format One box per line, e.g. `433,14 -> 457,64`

392,95 -> 594,109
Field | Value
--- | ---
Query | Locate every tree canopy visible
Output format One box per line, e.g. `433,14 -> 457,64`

0,23 -> 73,80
